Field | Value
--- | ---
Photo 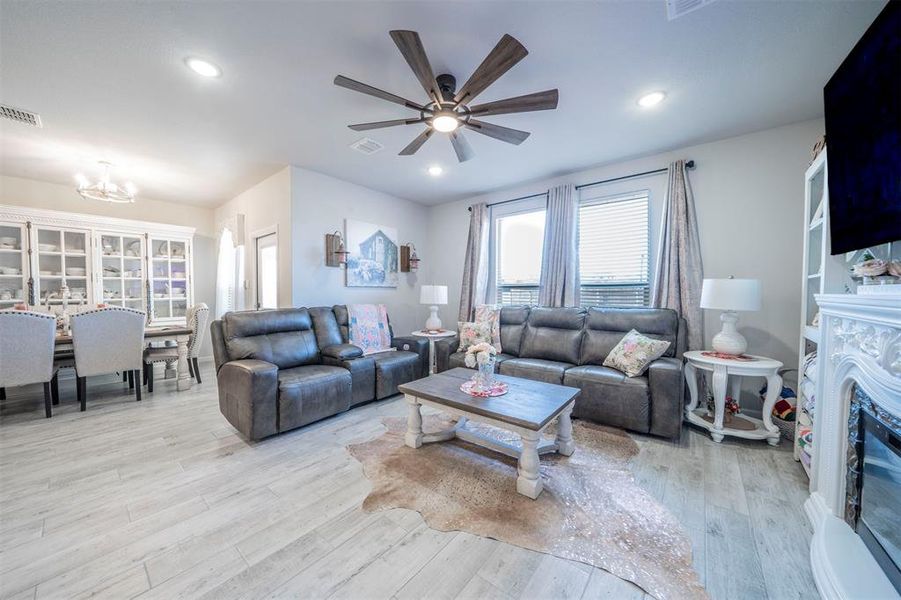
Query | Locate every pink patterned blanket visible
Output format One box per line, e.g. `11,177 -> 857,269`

347,304 -> 394,356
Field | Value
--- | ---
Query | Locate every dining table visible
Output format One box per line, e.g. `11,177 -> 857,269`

54,326 -> 195,391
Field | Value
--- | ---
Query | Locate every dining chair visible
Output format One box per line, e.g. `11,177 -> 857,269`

143,302 -> 209,391
0,310 -> 60,418
70,307 -> 146,411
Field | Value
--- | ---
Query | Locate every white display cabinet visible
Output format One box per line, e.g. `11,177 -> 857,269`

0,204 -> 195,325
0,223 -> 29,308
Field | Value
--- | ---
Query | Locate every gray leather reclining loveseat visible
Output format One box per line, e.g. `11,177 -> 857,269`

210,306 -> 428,440
435,306 -> 687,439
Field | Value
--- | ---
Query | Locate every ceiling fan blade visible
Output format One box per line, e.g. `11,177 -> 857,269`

449,130 -> 475,163
399,129 -> 434,155
389,30 -> 442,106
334,75 -> 425,111
454,34 -> 528,105
465,119 -> 530,145
348,118 -> 425,131
468,89 -> 559,117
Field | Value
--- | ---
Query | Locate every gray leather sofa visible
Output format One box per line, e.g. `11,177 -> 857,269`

210,306 -> 428,440
435,306 -> 686,439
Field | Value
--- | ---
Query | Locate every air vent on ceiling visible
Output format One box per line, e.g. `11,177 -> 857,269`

666,0 -> 717,20
350,137 -> 384,155
0,104 -> 43,128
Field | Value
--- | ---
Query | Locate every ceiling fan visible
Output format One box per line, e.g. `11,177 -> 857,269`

334,31 -> 559,162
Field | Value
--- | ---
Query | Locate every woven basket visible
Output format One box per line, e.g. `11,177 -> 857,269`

773,415 -> 796,440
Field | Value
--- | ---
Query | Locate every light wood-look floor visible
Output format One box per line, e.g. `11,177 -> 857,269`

0,364 -> 818,600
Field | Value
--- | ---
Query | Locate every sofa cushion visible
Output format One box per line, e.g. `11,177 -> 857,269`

563,365 -> 650,433
499,306 -> 530,357
309,306 -> 344,348
448,352 -> 516,371
520,307 -> 586,364
370,350 -> 420,399
223,308 -> 320,370
277,365 -> 352,430
498,357 -> 573,385
580,307 -> 680,365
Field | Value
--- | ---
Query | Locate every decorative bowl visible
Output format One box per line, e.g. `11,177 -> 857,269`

38,243 -> 58,252
0,266 -> 20,275
66,267 -> 86,276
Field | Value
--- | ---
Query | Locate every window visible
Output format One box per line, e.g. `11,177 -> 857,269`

578,191 -> 650,307
494,206 -> 545,305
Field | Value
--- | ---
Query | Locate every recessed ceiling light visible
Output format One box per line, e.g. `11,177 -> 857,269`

638,91 -> 666,108
185,57 -> 221,78
428,165 -> 443,177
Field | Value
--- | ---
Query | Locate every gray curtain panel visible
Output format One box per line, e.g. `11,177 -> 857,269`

653,159 -> 704,350
458,203 -> 490,321
538,184 -> 580,307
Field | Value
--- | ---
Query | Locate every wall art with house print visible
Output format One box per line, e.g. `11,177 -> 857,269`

345,219 -> 399,288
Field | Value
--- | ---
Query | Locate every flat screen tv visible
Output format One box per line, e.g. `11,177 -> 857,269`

824,1 -> 901,255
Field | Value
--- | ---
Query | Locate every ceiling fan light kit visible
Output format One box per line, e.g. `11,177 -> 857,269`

335,31 -> 558,162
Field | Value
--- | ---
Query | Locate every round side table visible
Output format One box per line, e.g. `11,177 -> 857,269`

411,330 -> 456,374
683,350 -> 783,446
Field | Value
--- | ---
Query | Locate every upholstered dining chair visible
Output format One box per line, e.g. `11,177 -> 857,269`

0,310 -> 60,418
70,306 -> 146,411
143,302 -> 209,392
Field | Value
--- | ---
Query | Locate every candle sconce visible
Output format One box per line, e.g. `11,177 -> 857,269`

325,230 -> 349,267
400,243 -> 420,272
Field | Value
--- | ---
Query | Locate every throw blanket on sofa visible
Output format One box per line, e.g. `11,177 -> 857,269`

348,304 -> 394,356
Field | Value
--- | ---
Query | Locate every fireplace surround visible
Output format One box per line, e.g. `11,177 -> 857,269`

805,294 -> 900,600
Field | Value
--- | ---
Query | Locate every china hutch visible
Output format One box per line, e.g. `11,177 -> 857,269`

0,204 -> 195,324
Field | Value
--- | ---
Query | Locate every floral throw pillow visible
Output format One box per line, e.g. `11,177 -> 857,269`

603,329 -> 671,377
458,321 -> 493,353
474,304 -> 502,353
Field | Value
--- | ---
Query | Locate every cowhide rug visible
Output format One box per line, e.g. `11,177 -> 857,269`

347,415 -> 707,600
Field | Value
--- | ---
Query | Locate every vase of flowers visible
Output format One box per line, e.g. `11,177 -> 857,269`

464,342 -> 497,391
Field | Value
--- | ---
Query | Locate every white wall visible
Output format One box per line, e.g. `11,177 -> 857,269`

290,166 -> 430,336
214,167 -> 293,309
0,174 -> 218,357
426,118 -> 824,409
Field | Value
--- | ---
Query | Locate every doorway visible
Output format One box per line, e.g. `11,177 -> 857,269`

254,231 -> 277,309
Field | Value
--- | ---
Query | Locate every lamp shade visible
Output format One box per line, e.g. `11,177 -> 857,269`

700,278 -> 761,311
420,285 -> 448,305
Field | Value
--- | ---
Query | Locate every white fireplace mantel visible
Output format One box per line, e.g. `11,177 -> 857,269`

805,294 -> 901,600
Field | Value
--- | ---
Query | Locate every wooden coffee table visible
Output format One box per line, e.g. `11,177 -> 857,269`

397,368 -> 581,499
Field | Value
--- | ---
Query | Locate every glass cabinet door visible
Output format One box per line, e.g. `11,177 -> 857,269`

34,226 -> 91,308
98,232 -> 145,310
0,223 -> 28,308
150,237 -> 190,322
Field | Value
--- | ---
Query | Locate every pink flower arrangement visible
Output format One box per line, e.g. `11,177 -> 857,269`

464,342 -> 497,368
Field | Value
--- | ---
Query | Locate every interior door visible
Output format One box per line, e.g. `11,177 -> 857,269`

255,232 -> 277,309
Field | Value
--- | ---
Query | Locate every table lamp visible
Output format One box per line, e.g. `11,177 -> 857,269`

700,277 -> 761,355
420,285 -> 448,331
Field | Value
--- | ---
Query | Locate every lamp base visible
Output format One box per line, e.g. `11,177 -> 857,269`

424,306 -> 442,331
711,311 -> 748,355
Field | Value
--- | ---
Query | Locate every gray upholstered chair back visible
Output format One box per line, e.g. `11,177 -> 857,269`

0,310 -> 57,387
186,303 -> 210,358
71,307 -> 146,377
498,306 -> 531,356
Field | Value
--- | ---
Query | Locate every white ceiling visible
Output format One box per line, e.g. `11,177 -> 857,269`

0,1 -> 885,208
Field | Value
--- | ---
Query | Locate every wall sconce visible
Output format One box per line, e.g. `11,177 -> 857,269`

400,243 -> 421,272
325,230 -> 349,267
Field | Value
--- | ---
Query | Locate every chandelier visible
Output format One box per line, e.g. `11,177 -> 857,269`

75,161 -> 137,204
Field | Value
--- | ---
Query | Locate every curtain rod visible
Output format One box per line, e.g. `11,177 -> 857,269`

467,160 -> 696,211
575,160 -> 695,190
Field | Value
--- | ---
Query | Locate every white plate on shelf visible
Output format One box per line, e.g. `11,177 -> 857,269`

66,267 -> 86,276
38,244 -> 58,252
0,267 -> 21,275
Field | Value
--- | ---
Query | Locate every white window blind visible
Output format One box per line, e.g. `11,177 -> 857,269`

578,192 -> 650,307
495,208 -> 545,305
